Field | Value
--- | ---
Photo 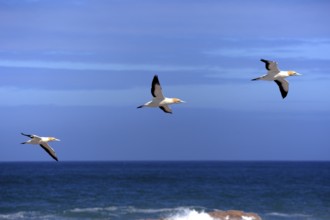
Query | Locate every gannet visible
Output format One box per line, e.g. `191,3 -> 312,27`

21,133 -> 60,161
137,75 -> 185,113
252,59 -> 301,98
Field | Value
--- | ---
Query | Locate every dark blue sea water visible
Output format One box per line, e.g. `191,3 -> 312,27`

0,161 -> 329,220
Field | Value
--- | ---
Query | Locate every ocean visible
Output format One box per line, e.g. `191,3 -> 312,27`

0,161 -> 329,220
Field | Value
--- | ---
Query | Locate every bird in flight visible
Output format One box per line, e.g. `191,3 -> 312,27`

21,133 -> 60,161
137,75 -> 185,113
252,59 -> 301,98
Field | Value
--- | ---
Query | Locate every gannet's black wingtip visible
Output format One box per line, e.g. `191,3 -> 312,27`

274,80 -> 288,99
159,106 -> 172,114
151,75 -> 161,97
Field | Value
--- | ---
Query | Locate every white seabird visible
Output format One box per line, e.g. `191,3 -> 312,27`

252,59 -> 301,99
21,133 -> 60,161
137,75 -> 185,113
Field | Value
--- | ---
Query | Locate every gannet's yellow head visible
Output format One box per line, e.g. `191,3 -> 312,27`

288,71 -> 302,76
172,98 -> 186,104
48,137 -> 60,142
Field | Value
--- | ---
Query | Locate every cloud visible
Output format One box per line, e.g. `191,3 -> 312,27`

204,67 -> 259,80
0,59 -> 257,81
0,59 -> 204,72
0,87 -> 143,107
205,38 -> 330,60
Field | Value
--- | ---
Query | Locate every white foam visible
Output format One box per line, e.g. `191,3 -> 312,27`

67,206 -> 261,220
128,207 -> 178,214
69,207 -> 103,213
267,212 -> 311,218
68,206 -> 202,215
127,206 -> 200,214
69,206 -> 118,213
0,212 -> 26,219
0,211 -> 55,219
242,216 -> 255,220
165,209 -> 215,220
68,206 -> 215,220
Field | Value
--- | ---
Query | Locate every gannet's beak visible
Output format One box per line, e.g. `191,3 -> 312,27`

180,100 -> 186,103
55,139 -> 60,141
295,72 -> 302,76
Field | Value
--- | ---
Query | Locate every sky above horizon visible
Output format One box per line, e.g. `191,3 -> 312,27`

1,0 -> 329,161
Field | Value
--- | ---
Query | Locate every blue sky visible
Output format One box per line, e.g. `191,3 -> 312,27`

1,0 -> 329,161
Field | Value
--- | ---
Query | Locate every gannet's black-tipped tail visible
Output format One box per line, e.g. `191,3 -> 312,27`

21,142 -> 26,144
21,133 -> 33,138
251,77 -> 261,81
137,105 -> 144,108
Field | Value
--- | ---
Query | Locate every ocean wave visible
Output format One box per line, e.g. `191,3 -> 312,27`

4,206 -> 260,220
65,206 -> 212,220
0,211 -> 55,220
126,206 -> 204,214
266,212 -> 311,218
66,206 -> 261,220
69,206 -> 118,213
0,212 -> 27,219
67,205 -> 203,215
164,209 -> 215,220
164,209 -> 261,220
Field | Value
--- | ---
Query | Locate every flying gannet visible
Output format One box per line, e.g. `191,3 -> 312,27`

252,59 -> 301,98
137,75 -> 185,113
21,133 -> 60,161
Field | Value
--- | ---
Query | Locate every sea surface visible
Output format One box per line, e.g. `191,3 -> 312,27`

0,161 -> 329,220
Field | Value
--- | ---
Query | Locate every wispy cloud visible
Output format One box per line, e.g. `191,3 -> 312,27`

0,59 -> 258,81
205,38 -> 330,60
0,59 -> 204,72
0,87 -> 143,107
